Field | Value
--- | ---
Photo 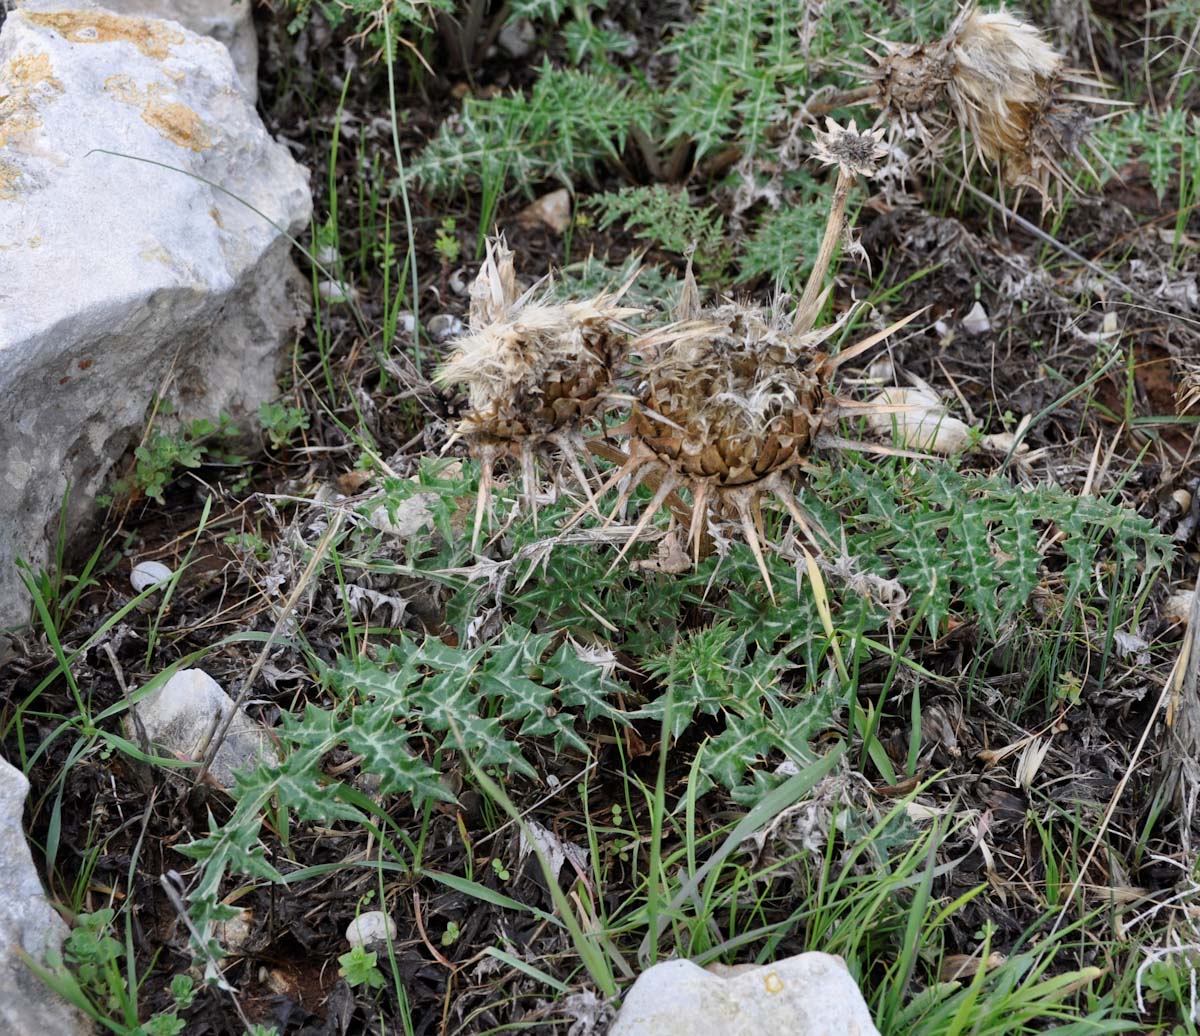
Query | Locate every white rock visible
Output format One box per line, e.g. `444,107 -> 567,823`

961,300 -> 991,335
130,560 -> 174,592
345,911 -> 396,948
515,188 -> 572,234
127,668 -> 273,788
497,17 -> 535,59
393,310 -> 416,336
0,3 -> 312,629
366,493 -> 434,537
427,313 -> 466,342
313,242 -> 340,267
1164,590 -> 1195,626
317,278 -> 356,304
21,0 -> 261,98
609,954 -> 881,1036
976,430 -> 1029,456
867,386 -> 973,454
0,757 -> 92,1036
215,907 -> 255,953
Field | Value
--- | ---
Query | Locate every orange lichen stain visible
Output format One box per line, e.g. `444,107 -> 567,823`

5,52 -> 62,90
762,971 -> 784,995
25,11 -> 184,61
0,160 -> 20,201
103,76 -> 211,152
0,50 -> 64,147
143,100 -> 210,150
78,357 -> 94,370
209,207 -> 224,228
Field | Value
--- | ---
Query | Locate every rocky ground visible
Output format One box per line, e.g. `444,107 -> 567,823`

3,1 -> 1200,1034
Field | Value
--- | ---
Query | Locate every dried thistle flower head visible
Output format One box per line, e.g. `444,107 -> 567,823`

589,266 -> 919,598
812,118 -> 888,179
434,237 -> 639,544
794,119 -> 888,337
869,4 -> 1103,201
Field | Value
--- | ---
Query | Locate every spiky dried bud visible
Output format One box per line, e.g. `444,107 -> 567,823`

634,305 -> 825,488
436,238 -> 637,444
586,269 -> 920,597
434,237 -> 639,544
869,4 -> 1101,200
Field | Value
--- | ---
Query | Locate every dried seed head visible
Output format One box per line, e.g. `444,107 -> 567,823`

869,4 -> 1101,201
812,118 -> 888,179
946,8 -> 1063,169
436,237 -> 638,444
586,277 -> 919,597
434,237 -> 639,545
634,303 -> 827,487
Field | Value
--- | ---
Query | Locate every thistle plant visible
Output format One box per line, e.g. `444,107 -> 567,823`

583,121 -> 918,597
864,3 -> 1107,203
434,237 -> 639,545
438,126 -> 923,593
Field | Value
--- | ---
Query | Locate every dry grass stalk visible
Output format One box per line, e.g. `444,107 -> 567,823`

434,237 -> 639,546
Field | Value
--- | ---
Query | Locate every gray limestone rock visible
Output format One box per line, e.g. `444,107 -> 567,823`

609,954 -> 882,1036
0,756 -> 93,1035
128,668 -> 274,788
0,2 -> 311,630
14,0 -> 259,96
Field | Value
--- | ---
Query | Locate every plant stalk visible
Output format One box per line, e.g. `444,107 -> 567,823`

793,167 -> 853,335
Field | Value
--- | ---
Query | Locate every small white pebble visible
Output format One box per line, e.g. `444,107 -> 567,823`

1163,590 -> 1195,626
427,313 -> 466,343
394,311 -> 416,335
216,909 -> 255,953
317,279 -> 356,304
961,301 -> 991,335
313,244 -> 340,267
345,911 -> 396,948
131,560 -> 173,593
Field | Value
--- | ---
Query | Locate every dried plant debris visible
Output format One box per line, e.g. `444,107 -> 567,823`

435,237 -> 640,544
865,3 -> 1110,201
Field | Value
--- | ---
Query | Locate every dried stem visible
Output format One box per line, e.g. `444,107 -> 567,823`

794,167 -> 853,335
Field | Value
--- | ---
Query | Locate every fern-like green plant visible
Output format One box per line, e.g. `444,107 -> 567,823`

1088,106 -> 1200,201
591,186 -> 732,281
409,64 -> 657,199
738,194 -> 829,290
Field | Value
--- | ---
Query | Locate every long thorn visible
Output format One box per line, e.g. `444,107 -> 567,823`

689,481 -> 709,565
606,476 -> 678,576
734,493 -> 775,603
472,453 -> 494,552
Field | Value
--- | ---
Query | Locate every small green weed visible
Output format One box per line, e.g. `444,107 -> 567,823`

337,944 -> 386,990
591,186 -> 731,281
258,400 -> 310,451
32,909 -> 196,1036
100,412 -> 245,506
